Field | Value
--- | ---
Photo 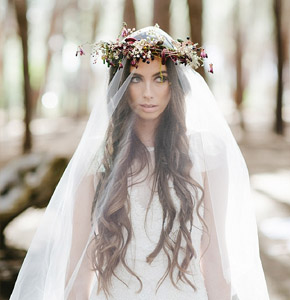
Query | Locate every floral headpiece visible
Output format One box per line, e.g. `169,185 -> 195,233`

76,23 -> 213,73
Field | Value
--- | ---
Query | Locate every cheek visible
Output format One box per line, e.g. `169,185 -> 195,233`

128,86 -> 139,105
160,86 -> 171,107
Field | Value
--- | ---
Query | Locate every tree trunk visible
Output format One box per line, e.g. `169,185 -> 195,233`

35,0 -> 66,117
281,0 -> 290,132
274,0 -> 284,135
234,0 -> 245,129
0,7 -> 6,113
123,0 -> 136,29
153,0 -> 170,33
91,2 -> 101,41
75,2 -> 101,118
13,0 -> 32,152
187,0 -> 204,77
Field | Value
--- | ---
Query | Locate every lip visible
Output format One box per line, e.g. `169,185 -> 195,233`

139,104 -> 158,113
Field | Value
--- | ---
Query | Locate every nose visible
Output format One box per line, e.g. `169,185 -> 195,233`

143,81 -> 153,100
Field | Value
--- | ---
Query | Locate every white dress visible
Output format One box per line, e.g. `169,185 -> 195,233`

90,148 -> 209,300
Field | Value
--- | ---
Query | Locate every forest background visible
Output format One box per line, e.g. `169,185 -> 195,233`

0,0 -> 290,299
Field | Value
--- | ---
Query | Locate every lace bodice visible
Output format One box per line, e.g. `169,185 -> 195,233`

90,149 -> 208,299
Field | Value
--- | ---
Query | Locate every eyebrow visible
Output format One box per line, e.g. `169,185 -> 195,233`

132,71 -> 168,77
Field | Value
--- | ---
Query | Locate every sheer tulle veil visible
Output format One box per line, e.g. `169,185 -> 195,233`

10,26 -> 269,300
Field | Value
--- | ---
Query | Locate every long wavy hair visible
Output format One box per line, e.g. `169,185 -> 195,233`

91,59 -> 206,297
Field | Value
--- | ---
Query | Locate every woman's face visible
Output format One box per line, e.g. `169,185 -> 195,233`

128,57 -> 171,122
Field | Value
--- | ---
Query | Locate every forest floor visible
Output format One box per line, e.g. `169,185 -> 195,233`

0,117 -> 290,299
237,127 -> 290,300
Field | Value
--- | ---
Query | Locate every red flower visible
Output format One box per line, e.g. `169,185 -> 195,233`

124,37 -> 136,44
200,48 -> 208,58
161,48 -> 166,64
131,59 -> 137,66
208,63 -> 214,74
76,46 -> 85,56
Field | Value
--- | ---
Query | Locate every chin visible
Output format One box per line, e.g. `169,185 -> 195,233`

137,112 -> 162,122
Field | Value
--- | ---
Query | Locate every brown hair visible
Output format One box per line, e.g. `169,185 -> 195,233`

92,59 -> 206,297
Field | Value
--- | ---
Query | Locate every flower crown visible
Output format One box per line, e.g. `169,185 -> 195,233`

76,23 -> 213,73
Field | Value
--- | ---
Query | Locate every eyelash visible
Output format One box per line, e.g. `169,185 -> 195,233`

155,76 -> 168,83
131,76 -> 141,83
131,76 -> 169,83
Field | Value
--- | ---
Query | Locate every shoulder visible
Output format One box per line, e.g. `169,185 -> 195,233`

187,130 -> 227,174
187,130 -> 227,156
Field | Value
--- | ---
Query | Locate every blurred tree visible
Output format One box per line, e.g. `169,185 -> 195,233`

283,2 -> 290,117
13,0 -> 32,152
36,0 -> 69,116
0,5 -> 6,109
123,0 -> 136,29
274,0 -> 285,134
91,2 -> 101,42
153,0 -> 170,33
283,2 -> 290,71
187,0 -> 204,77
76,1 -> 101,117
233,0 -> 245,129
1,2 -> 19,117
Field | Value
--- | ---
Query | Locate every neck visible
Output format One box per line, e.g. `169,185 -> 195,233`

135,117 -> 159,147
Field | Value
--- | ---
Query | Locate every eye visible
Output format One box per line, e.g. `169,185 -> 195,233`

131,76 -> 141,83
155,75 -> 168,83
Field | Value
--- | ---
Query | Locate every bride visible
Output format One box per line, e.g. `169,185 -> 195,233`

10,24 -> 269,300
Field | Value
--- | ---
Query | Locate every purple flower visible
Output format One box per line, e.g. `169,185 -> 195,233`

131,59 -> 137,66
121,28 -> 128,37
76,46 -> 85,56
208,63 -> 214,73
200,48 -> 208,58
79,48 -> 85,55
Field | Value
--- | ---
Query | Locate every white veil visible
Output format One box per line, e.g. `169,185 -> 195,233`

10,27 -> 269,300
